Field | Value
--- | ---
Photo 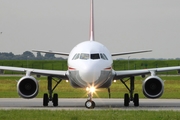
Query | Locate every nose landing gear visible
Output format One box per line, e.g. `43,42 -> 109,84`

85,88 -> 96,109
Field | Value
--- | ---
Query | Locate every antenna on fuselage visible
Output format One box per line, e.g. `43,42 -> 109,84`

89,0 -> 94,41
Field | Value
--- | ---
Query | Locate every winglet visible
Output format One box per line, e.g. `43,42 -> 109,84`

89,0 -> 94,41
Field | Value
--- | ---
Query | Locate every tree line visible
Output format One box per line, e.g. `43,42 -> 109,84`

0,51 -> 66,60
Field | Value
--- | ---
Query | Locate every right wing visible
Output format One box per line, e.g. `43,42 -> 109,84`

0,66 -> 68,79
32,50 -> 69,56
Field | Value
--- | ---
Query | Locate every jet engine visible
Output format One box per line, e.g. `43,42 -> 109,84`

142,76 -> 164,98
17,76 -> 39,99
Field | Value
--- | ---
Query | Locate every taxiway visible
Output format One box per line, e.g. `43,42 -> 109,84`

1,98 -> 180,111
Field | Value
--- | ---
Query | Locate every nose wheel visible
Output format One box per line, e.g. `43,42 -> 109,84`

85,100 -> 95,109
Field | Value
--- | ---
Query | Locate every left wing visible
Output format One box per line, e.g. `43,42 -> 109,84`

112,50 -> 152,56
114,66 -> 180,79
0,66 -> 68,79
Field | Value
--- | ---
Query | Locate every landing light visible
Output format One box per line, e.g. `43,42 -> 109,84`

86,86 -> 96,93
113,80 -> 117,83
66,80 -> 69,83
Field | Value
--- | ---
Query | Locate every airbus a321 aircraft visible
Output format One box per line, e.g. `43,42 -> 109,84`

1,0 -> 180,109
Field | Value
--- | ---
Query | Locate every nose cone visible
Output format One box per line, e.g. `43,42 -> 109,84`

79,64 -> 101,84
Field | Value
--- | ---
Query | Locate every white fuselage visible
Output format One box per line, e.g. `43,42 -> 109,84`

67,41 -> 114,88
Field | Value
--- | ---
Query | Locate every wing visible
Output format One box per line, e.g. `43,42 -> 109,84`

111,50 -> 152,56
0,66 -> 68,79
114,66 -> 180,79
32,50 -> 69,56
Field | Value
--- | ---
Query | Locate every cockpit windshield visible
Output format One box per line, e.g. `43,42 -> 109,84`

80,53 -> 89,60
90,54 -> 100,59
72,53 -> 108,60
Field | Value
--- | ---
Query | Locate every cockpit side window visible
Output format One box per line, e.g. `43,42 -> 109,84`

91,53 -> 100,60
100,53 -> 105,60
72,53 -> 80,60
72,54 -> 77,60
100,53 -> 108,60
103,53 -> 108,60
80,53 -> 89,60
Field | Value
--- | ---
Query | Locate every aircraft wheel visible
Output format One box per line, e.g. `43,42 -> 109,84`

134,93 -> 139,107
43,93 -> 49,106
92,101 -> 95,108
124,93 -> 129,107
53,93 -> 58,107
85,100 -> 95,109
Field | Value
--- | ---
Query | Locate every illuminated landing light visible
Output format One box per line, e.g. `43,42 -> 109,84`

113,80 -> 117,83
66,80 -> 69,83
86,86 -> 96,93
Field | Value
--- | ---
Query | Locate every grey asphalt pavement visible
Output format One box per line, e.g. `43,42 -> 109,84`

1,98 -> 180,110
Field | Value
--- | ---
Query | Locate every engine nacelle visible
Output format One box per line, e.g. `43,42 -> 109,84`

17,76 -> 39,99
142,76 -> 164,98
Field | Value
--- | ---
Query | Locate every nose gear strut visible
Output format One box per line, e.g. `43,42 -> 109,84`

85,89 -> 95,109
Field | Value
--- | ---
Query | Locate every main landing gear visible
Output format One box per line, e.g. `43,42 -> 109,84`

120,76 -> 139,107
43,76 -> 62,107
85,87 -> 96,109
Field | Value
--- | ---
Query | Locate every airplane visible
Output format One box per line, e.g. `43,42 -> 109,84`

1,0 -> 180,109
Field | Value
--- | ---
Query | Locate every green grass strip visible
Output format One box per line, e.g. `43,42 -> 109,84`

0,110 -> 180,120
1,76 -> 180,98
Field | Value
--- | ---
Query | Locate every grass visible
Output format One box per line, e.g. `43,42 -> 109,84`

1,76 -> 180,120
1,76 -> 180,98
0,110 -> 180,120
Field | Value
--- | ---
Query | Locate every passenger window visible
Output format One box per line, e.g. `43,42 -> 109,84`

91,54 -> 100,59
80,53 -> 89,60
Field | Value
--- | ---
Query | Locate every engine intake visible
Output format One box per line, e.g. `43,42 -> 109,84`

17,76 -> 39,99
142,76 -> 164,98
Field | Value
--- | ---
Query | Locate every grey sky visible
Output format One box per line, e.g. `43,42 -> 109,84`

0,0 -> 180,59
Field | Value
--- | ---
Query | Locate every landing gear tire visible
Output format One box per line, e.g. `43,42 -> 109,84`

124,93 -> 129,107
43,93 -> 49,106
53,93 -> 58,107
133,93 -> 139,107
85,100 -> 95,109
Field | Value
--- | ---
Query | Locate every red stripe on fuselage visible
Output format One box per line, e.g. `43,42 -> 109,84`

68,67 -> 76,70
105,67 -> 112,70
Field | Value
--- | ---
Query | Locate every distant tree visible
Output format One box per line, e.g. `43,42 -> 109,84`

13,55 -> 21,60
36,52 -> 44,60
44,53 -> 55,59
22,51 -> 35,59
0,51 -> 67,60
8,52 -> 14,58
56,57 -> 66,60
0,52 -> 15,60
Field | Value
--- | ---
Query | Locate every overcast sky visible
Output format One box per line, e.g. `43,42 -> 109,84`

0,0 -> 180,59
